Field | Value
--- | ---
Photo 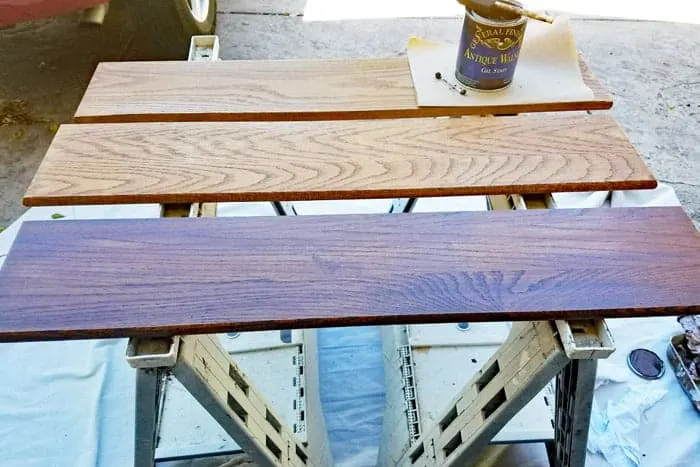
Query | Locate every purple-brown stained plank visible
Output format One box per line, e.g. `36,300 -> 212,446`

0,207 -> 698,342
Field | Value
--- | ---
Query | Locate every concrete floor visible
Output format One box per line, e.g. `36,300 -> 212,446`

0,0 -> 698,229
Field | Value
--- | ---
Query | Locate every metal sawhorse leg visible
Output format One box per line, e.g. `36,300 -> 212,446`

549,358 -> 598,466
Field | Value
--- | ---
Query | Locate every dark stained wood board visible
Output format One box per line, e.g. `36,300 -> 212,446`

72,56 -> 612,123
0,207 -> 698,342
23,114 -> 655,207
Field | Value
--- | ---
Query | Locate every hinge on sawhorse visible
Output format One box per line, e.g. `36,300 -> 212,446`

292,345 -> 307,436
399,345 -> 423,442
396,320 -> 614,467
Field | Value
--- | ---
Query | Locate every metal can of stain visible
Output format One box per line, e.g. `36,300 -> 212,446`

455,2 -> 527,91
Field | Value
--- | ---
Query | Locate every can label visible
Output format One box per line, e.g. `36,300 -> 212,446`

455,11 -> 527,90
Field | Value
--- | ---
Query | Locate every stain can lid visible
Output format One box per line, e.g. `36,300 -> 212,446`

627,348 -> 665,380
467,0 -> 524,22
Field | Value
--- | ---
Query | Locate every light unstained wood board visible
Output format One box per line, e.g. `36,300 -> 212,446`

0,207 -> 698,342
73,56 -> 611,123
23,114 -> 655,207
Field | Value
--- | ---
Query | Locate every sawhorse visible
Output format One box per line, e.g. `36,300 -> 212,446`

379,193 -> 614,466
129,192 -> 615,467
9,31 -> 687,467
385,319 -> 614,467
84,43 -> 620,466
125,37 -> 328,467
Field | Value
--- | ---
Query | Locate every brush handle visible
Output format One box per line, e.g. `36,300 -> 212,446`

494,1 -> 554,23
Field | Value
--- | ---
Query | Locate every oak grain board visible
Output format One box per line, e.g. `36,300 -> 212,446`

0,207 -> 698,342
23,114 -> 655,207
73,56 -> 612,123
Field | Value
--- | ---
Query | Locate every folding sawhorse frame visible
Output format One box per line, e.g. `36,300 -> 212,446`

7,32 -> 691,467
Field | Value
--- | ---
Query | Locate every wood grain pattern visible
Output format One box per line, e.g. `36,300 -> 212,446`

24,114 -> 655,207
73,56 -> 611,123
0,207 -> 698,342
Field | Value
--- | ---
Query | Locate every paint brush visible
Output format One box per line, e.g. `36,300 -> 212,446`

457,0 -> 554,24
